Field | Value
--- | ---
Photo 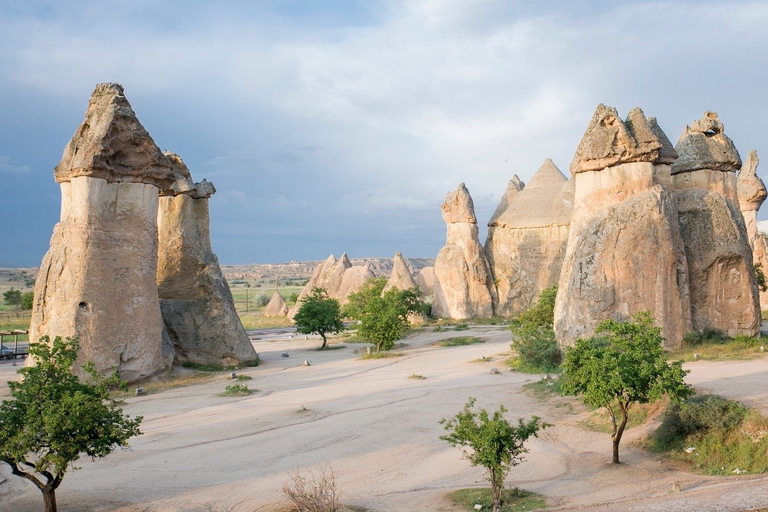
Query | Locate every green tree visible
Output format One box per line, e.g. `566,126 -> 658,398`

345,279 -> 426,352
440,398 -> 548,512
3,287 -> 22,309
21,291 -> 34,310
0,336 -> 143,512
293,288 -> 345,349
755,263 -> 767,293
288,292 -> 299,304
510,286 -> 561,372
562,311 -> 692,463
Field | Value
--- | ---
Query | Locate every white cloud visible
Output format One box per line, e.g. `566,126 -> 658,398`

0,156 -> 32,174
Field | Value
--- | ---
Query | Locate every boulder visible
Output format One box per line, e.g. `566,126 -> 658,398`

432,184 -> 497,319
555,106 -> 691,349
30,83 -> 175,381
156,157 -> 257,367
737,150 -> 768,308
485,159 -> 573,316
671,113 -> 760,335
264,290 -> 289,317
383,252 -> 419,293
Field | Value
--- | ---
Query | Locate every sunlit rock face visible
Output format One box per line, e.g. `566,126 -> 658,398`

555,105 -> 691,349
383,252 -> 419,293
432,183 -> 497,319
737,150 -> 768,309
485,160 -> 573,316
30,83 -> 181,381
264,290 -> 289,317
671,112 -> 760,337
156,154 -> 257,367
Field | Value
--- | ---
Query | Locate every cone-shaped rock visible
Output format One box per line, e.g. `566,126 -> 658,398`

486,159 -> 573,315
432,184 -> 497,319
156,155 -> 257,366
487,175 -> 524,226
30,83 -> 175,381
415,267 -> 434,297
670,113 -> 760,336
555,106 -> 691,348
264,291 -> 289,317
738,150 -> 768,308
383,252 -> 419,293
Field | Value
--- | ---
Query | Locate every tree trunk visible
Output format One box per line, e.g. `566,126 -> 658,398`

43,487 -> 57,512
490,469 -> 502,512
320,333 -> 327,349
612,405 -> 629,464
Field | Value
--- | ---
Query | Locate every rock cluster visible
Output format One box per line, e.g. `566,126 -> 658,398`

485,159 -> 573,316
432,184 -> 497,319
554,105 -> 691,348
30,84 -> 255,381
287,253 -> 375,318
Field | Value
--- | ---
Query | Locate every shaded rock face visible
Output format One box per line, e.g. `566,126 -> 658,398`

485,159 -> 573,316
555,106 -> 691,349
415,267 -> 434,297
264,291 -> 289,317
288,253 -> 375,318
30,83 -> 173,381
432,184 -> 497,319
383,252 -> 419,293
672,114 -> 760,336
156,165 -> 257,366
738,150 -> 768,308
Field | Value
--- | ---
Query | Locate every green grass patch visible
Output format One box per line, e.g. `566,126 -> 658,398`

316,345 -> 346,351
112,371 -> 217,397
523,375 -> 565,399
408,374 -> 426,380
236,374 -> 252,381
219,383 -> 253,396
340,333 -> 370,343
359,351 -> 401,360
437,336 -> 485,347
505,355 -> 562,374
580,399 -> 665,434
181,357 -> 259,372
446,487 -> 547,511
453,322 -> 469,331
669,333 -> 763,362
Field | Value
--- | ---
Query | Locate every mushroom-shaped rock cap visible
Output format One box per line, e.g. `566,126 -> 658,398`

671,111 -> 742,174
738,150 -> 767,212
492,159 -> 572,228
55,83 -> 179,188
570,104 -> 677,174
441,183 -> 477,224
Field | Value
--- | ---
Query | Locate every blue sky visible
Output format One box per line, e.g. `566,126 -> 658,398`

2,0 -> 768,266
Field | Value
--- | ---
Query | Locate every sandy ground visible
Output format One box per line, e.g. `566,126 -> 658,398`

2,326 -> 768,511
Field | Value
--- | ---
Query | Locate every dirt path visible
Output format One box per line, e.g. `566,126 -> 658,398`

2,327 -> 768,511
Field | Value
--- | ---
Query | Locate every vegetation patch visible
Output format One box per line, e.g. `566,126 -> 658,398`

181,357 -> 259,372
646,394 -> 768,475
359,351 -> 401,360
408,374 -> 426,380
581,399 -> 666,434
437,336 -> 485,347
316,344 -> 346,351
220,383 -> 253,397
670,331 -> 763,362
453,322 -> 469,331
236,374 -> 252,381
509,286 -> 562,373
446,487 -> 547,512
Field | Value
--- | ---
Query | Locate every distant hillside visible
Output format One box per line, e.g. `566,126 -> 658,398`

222,257 -> 435,282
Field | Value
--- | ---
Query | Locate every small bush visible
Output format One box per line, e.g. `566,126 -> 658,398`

652,394 -> 747,450
510,325 -> 561,373
454,322 -> 469,331
446,487 -> 546,512
282,464 -> 341,512
220,384 -> 252,396
514,286 -> 557,327
408,374 -> 426,380
438,336 -> 485,347
236,374 -> 252,381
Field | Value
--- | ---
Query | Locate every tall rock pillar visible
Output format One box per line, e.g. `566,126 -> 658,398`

554,105 -> 691,348
30,83 -> 182,381
432,183 -> 497,319
672,112 -> 760,336
156,153 -> 258,366
737,150 -> 768,310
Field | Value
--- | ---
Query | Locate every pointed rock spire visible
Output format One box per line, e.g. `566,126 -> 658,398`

488,175 -> 524,226
570,104 -> 677,174
264,291 -> 289,317
441,183 -> 477,224
672,111 -> 741,174
383,252 -> 419,293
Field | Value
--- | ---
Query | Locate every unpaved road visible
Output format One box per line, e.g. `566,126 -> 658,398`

2,326 -> 768,511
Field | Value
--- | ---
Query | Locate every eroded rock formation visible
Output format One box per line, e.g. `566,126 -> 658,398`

554,105 -> 691,349
432,184 -> 496,319
672,113 -> 760,335
485,159 -> 573,316
415,267 -> 434,297
288,253 -> 375,318
737,150 -> 768,309
264,290 -> 289,317
30,83 -> 181,381
156,155 -> 257,366
383,252 -> 419,293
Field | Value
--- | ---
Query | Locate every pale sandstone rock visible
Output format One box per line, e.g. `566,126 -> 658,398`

486,159 -> 573,316
336,264 -> 376,303
415,267 -> 434,297
671,116 -> 760,335
555,106 -> 691,349
30,84 -> 175,381
156,162 -> 257,366
487,175 -> 524,226
432,184 -> 497,319
263,291 -> 289,317
738,150 -> 768,308
383,252 -> 419,293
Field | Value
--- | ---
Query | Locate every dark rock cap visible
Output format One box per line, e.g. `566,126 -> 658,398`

672,111 -> 742,174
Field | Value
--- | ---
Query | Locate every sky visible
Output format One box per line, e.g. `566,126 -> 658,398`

1,0 -> 768,266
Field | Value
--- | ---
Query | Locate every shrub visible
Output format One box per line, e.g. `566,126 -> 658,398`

282,464 -> 341,512
653,394 -> 748,450
510,325 -> 561,373
454,322 -> 469,331
221,383 -> 251,396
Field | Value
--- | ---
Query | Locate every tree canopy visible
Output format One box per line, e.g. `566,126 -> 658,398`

344,278 -> 425,352
440,397 -> 548,512
3,287 -> 22,308
562,311 -> 692,463
293,287 -> 345,349
0,336 -> 143,512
